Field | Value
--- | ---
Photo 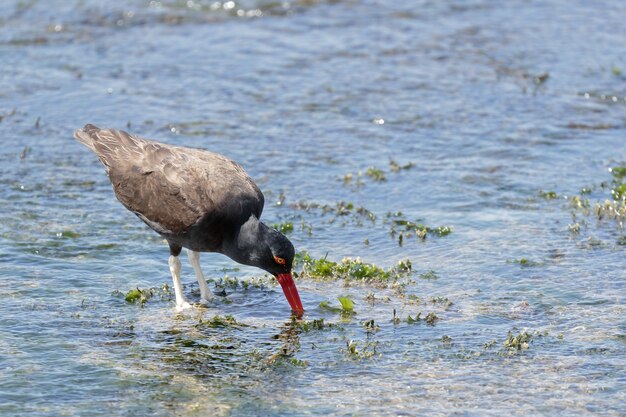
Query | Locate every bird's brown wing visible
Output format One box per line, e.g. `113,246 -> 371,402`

74,125 -> 264,235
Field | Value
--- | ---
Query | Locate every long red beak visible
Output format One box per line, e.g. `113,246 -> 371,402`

277,273 -> 304,313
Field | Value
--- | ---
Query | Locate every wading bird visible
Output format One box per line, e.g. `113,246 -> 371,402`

74,124 -> 303,313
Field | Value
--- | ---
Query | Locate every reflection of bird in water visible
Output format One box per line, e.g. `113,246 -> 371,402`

74,124 -> 303,313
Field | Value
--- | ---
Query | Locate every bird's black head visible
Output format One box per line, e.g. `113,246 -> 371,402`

224,216 -> 303,313
259,227 -> 295,276
261,227 -> 302,313
225,215 -> 294,274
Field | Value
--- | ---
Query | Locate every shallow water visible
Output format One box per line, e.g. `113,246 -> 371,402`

1,0 -> 625,415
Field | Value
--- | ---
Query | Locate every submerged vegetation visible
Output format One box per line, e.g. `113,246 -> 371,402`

504,330 -> 533,351
287,195 -> 451,246
389,159 -> 415,172
319,300 -> 343,313
510,258 -> 542,267
573,166 -> 626,242
343,160 -> 415,188
424,312 -> 439,325
295,252 -> 413,286
290,200 -> 377,225
292,318 -> 332,332
406,312 -> 421,324
419,270 -> 439,280
344,339 -> 380,359
337,296 -> 355,312
319,296 -> 356,317
196,314 -> 247,329
539,165 -> 626,245
538,190 -> 559,200
387,212 -> 452,245
271,221 -> 294,234
365,167 -> 386,182
121,284 -> 172,306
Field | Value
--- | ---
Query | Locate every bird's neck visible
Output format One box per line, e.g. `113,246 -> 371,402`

222,215 -> 267,267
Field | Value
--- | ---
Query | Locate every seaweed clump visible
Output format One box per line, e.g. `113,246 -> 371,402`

122,284 -> 172,306
271,221 -> 294,234
386,212 -> 452,244
196,315 -> 247,329
504,330 -> 533,351
568,165 -> 626,236
594,166 -> 626,225
295,252 -> 412,287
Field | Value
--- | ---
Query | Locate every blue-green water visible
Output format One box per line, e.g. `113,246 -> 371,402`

1,1 -> 625,415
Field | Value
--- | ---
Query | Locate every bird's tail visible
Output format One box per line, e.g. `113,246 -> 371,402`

73,124 -> 147,173
73,124 -> 101,152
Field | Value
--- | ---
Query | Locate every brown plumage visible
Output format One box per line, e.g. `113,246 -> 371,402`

74,124 -> 303,313
75,124 -> 262,249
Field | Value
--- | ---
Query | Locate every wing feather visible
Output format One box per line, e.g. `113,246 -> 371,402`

74,125 -> 264,235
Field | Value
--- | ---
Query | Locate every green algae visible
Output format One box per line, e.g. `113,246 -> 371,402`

122,284 -> 173,306
429,296 -> 453,309
125,288 -> 145,304
514,257 -> 530,266
342,160 -> 415,190
296,252 -> 413,286
293,318 -> 330,332
363,319 -> 380,332
406,312 -> 421,324
344,339 -> 379,359
389,159 -> 415,172
212,275 -> 269,291
504,330 -> 533,351
271,221 -> 294,234
538,190 -> 559,200
424,312 -> 439,325
609,166 -> 626,201
346,339 -> 358,356
289,358 -> 309,367
319,301 -> 342,313
441,335 -> 453,345
300,220 -> 313,236
290,200 -> 454,242
567,166 -> 626,234
610,166 -> 626,181
57,230 -> 80,238
510,258 -> 542,267
365,167 -> 386,181
94,243 -> 119,250
533,72 -> 549,85
571,195 -> 591,212
392,309 -> 401,325
419,270 -> 439,280
196,315 -> 246,329
337,296 -> 355,312
405,294 -> 423,305
387,213 -> 452,242
432,226 -> 453,236
319,297 -> 356,318
593,199 -> 626,223
483,340 -> 498,350
291,200 -> 376,224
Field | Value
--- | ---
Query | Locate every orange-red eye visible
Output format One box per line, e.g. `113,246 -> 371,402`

274,256 -> 286,265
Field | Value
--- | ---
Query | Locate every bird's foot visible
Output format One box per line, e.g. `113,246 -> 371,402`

198,298 -> 211,307
175,301 -> 192,311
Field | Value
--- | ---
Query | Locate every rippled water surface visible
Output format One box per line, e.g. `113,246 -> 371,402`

1,0 -> 625,415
